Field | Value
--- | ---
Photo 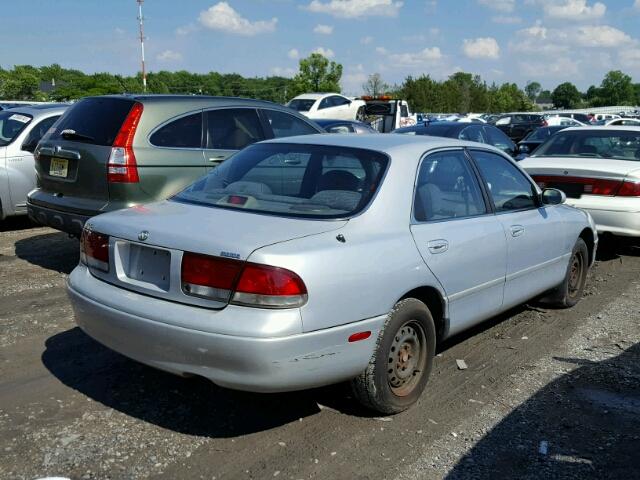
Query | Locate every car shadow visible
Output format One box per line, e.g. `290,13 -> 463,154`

0,215 -> 37,232
41,327 -> 371,438
14,232 -> 79,274
596,235 -> 640,261
445,342 -> 640,479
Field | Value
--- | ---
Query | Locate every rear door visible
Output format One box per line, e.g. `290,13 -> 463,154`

469,149 -> 567,309
202,108 -> 266,169
410,149 -> 507,335
35,97 -> 136,207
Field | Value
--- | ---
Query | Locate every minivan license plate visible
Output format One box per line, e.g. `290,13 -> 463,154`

49,158 -> 69,178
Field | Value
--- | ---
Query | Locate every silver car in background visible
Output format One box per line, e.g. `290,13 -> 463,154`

67,134 -> 597,413
0,104 -> 67,220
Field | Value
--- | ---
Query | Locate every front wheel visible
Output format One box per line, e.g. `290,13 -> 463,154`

351,298 -> 436,414
542,238 -> 589,308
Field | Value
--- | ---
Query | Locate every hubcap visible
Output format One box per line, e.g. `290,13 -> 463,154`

568,252 -> 583,297
387,321 -> 427,396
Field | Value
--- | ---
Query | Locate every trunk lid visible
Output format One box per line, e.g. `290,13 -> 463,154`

34,97 -> 136,203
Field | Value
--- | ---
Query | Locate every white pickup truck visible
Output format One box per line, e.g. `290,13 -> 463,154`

361,96 -> 417,133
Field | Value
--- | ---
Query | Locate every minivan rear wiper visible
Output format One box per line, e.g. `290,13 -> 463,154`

60,129 -> 95,142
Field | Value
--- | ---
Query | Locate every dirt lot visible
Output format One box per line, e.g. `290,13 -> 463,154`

0,217 -> 639,480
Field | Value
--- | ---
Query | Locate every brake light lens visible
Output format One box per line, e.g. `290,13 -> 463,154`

617,180 -> 640,197
107,102 -> 143,183
532,175 -> 624,196
80,228 -> 110,272
180,252 -> 307,308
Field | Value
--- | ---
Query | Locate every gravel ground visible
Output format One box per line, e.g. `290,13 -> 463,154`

0,217 -> 638,480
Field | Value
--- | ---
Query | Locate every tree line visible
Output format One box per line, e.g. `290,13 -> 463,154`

1,55 -> 638,113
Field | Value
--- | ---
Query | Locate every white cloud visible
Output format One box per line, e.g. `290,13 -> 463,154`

270,67 -> 297,77
462,37 -> 500,59
635,0 -> 640,10
288,48 -> 300,59
306,0 -> 403,18
541,0 -> 606,21
199,2 -> 277,35
478,0 -> 515,12
312,46 -> 335,58
156,50 -> 183,62
429,27 -> 440,36
619,48 -> 640,70
571,25 -> 632,47
313,24 -> 334,34
176,23 -> 199,36
518,57 -> 580,78
387,47 -> 443,66
492,15 -> 522,24
375,46 -> 388,55
361,36 -> 374,44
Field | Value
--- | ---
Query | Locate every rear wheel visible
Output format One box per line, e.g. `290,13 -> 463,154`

351,298 -> 436,414
543,238 -> 588,308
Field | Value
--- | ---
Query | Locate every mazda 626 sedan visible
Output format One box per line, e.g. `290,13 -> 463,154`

67,134 -> 597,414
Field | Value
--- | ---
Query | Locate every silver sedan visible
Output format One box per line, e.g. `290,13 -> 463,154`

67,134 -> 597,414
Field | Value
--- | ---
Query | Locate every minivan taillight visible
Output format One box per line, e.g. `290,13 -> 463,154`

107,102 -> 143,183
80,228 -> 110,272
181,252 -> 308,308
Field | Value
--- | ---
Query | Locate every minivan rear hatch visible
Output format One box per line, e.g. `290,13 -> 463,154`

35,97 -> 137,206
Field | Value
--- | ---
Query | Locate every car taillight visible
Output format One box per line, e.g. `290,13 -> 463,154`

532,175 -> 623,196
107,102 -> 143,183
617,180 -> 640,197
80,228 -> 110,272
541,119 -> 548,127
181,252 -> 307,308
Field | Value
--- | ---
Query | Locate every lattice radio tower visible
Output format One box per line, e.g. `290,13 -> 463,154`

137,0 -> 147,92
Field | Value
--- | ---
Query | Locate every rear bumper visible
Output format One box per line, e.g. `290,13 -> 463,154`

565,199 -> 640,237
67,266 -> 385,393
27,200 -> 93,236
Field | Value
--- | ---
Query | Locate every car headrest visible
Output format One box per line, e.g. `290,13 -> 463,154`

318,170 -> 360,191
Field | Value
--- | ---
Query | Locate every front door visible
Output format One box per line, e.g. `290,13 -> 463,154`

410,149 -> 507,336
469,149 -> 568,309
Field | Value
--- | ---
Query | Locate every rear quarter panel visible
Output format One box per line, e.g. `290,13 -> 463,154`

0,147 -> 9,218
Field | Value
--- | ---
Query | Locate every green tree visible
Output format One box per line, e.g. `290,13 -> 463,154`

0,66 -> 40,100
290,53 -> 342,97
599,70 -> 635,106
552,82 -> 582,109
363,73 -> 389,97
525,81 -> 542,102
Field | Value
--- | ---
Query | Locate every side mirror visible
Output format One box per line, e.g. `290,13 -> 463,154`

541,188 -> 566,206
21,138 -> 38,153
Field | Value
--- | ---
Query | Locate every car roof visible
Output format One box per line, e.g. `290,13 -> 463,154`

3,104 -> 68,116
89,94 -> 287,109
263,133 -> 505,157
290,93 -> 338,100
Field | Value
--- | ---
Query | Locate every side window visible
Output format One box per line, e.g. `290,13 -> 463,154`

318,97 -> 332,110
400,104 -> 409,118
459,126 -> 485,143
332,96 -> 350,107
23,115 -> 60,149
484,126 -> 515,151
414,150 -> 487,222
206,108 -> 264,150
263,110 -> 318,138
471,150 -> 537,212
150,112 -> 202,148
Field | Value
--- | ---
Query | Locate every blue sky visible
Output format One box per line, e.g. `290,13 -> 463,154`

2,0 -> 640,95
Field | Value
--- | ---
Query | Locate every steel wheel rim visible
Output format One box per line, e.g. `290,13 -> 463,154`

568,251 -> 584,297
387,320 -> 427,397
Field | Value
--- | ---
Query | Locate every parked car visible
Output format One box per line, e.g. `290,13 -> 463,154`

392,122 -> 517,157
286,93 -> 366,121
314,119 -> 378,134
593,113 -> 620,123
67,134 -> 596,414
605,118 -> 640,126
27,95 -> 324,236
517,126 -> 571,157
491,114 -> 546,142
556,113 -> 592,124
520,127 -> 640,237
543,116 -> 585,127
0,104 -> 67,220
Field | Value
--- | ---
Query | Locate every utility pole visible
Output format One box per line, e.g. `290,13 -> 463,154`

137,0 -> 147,92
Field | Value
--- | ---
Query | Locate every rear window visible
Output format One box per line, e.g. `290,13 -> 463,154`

0,111 -> 32,146
533,130 -> 640,161
46,97 -> 135,146
150,112 -> 202,148
173,143 -> 388,219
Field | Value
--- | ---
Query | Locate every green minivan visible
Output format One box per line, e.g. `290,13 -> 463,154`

27,94 -> 324,235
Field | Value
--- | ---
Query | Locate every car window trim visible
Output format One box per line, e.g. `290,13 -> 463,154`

203,106 -> 265,151
410,147 -> 495,225
466,147 -> 543,213
147,109 -> 205,150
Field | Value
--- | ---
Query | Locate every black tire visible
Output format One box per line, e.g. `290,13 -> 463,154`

356,106 -> 366,122
543,238 -> 589,308
351,298 -> 436,414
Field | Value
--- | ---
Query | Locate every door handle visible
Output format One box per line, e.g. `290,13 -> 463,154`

510,225 -> 525,237
208,155 -> 226,163
427,239 -> 449,254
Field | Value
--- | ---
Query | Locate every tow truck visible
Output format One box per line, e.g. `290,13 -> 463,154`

360,96 -> 417,133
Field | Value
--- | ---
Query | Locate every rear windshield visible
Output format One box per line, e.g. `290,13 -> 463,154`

173,143 -> 389,219
393,125 -> 455,137
287,99 -> 316,112
46,97 -> 135,146
533,130 -> 640,161
0,111 -> 32,146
